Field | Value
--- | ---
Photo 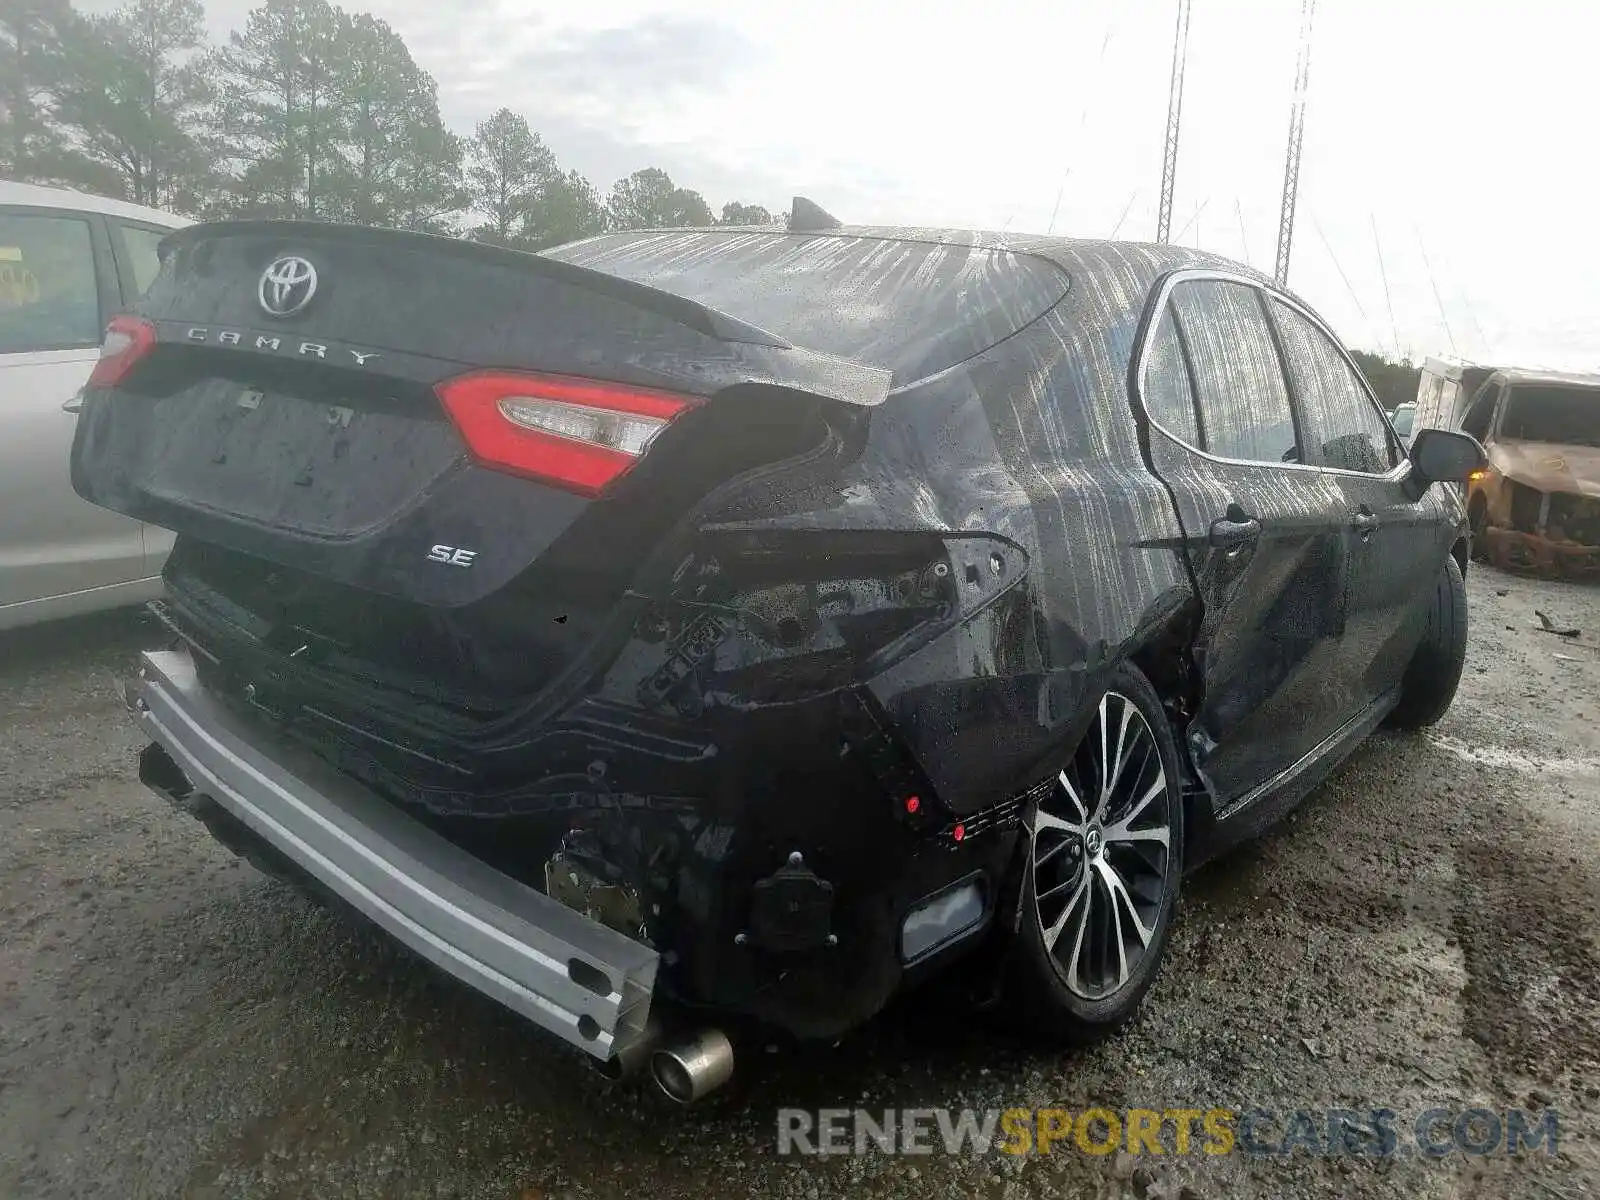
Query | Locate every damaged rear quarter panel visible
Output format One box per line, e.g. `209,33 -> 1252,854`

660,239 -> 1195,818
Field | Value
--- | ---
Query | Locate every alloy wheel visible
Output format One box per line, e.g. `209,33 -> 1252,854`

1029,691 -> 1174,1000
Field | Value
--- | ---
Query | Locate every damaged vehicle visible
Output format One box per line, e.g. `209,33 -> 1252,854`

70,214 -> 1486,1103
1459,369 -> 1600,573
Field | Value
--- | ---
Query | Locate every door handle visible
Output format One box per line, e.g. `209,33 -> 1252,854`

1209,514 -> 1262,551
62,391 -> 84,414
1350,509 -> 1380,538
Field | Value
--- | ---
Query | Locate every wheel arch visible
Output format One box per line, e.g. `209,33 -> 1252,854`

1121,591 -> 1209,856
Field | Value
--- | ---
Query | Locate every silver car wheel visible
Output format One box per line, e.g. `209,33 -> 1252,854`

1029,691 -> 1174,1001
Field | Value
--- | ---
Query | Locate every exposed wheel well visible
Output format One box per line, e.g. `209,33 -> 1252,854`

1452,536 -> 1470,577
1126,601 -> 1204,785
1129,615 -> 1199,711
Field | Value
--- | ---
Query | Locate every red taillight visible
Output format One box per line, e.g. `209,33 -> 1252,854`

435,370 -> 700,497
88,315 -> 157,388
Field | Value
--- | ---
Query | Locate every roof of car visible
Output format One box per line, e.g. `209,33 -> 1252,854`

551,225 -> 1267,385
0,180 -> 190,228
673,222 -> 1264,280
1494,367 -> 1600,389
839,223 -> 1243,260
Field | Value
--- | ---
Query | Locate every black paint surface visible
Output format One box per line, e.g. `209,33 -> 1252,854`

70,221 -> 1468,1038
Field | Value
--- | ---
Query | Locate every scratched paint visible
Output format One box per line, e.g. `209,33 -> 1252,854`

68,217 -> 1471,1041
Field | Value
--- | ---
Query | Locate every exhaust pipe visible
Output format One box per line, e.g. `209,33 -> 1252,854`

650,1028 -> 735,1104
592,1015 -> 662,1081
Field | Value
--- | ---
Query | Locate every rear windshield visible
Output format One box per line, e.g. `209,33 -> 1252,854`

1501,385 -> 1600,447
544,230 -> 1069,384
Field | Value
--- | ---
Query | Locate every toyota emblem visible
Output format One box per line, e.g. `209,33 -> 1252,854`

257,255 -> 318,318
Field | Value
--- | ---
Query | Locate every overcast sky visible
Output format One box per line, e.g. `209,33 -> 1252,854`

87,0 -> 1600,371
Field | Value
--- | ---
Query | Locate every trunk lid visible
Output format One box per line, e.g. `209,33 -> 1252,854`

70,221 -> 1062,747
71,221 -> 891,609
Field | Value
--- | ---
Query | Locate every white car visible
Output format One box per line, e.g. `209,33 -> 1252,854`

1388,400 -> 1417,445
0,181 -> 189,630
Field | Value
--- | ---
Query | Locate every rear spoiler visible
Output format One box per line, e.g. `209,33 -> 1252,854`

158,220 -> 894,409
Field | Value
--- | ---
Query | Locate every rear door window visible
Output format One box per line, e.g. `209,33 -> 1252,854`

1170,280 -> 1298,464
1141,307 -> 1201,446
1269,299 -> 1398,473
113,221 -> 168,298
0,212 -> 101,354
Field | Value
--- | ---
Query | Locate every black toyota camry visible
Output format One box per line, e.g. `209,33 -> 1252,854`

70,205 -> 1485,1102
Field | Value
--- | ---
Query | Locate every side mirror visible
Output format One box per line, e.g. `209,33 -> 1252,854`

1409,427 -> 1487,486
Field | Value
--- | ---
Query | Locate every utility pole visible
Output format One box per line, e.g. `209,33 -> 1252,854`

1274,0 -> 1317,284
1155,0 -> 1192,243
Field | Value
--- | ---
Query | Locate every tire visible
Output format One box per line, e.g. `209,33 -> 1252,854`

1001,662 -> 1185,1043
1386,555 -> 1468,730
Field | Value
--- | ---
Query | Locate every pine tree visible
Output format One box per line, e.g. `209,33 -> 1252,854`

465,107 -> 557,246
211,0 -> 347,218
53,0 -> 215,208
523,168 -> 605,248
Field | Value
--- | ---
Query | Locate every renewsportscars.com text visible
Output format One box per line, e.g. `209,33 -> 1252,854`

776,1106 -> 1560,1159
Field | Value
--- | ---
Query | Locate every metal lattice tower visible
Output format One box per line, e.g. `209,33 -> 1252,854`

1155,0 -> 1191,244
1273,0 -> 1317,284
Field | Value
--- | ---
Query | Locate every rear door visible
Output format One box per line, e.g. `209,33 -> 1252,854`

1134,274 -> 1355,807
1265,294 -> 1442,714
0,206 -> 146,611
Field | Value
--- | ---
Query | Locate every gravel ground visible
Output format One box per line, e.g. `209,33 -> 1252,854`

1,564 -> 1597,1200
